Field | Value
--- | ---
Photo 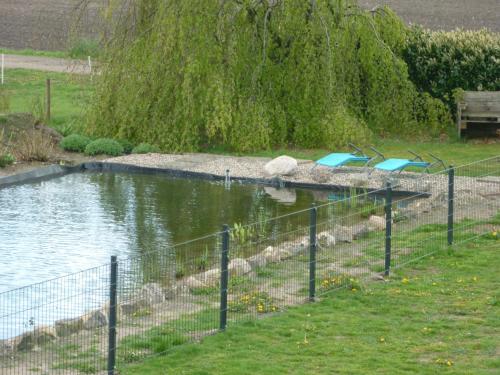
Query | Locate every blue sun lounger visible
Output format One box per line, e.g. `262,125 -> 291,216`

315,144 -> 374,168
370,148 -> 445,174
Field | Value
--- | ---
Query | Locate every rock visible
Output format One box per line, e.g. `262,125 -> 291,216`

119,299 -> 148,316
264,156 -> 298,176
0,339 -> 14,356
264,187 -> 297,204
139,283 -> 166,305
261,246 -> 281,262
368,215 -> 386,231
198,268 -> 221,287
351,224 -> 371,240
335,226 -> 353,243
318,232 -> 336,246
247,253 -> 267,269
55,317 -> 83,337
82,310 -> 107,329
277,248 -> 292,260
182,276 -> 207,290
16,326 -> 57,351
228,258 -> 252,276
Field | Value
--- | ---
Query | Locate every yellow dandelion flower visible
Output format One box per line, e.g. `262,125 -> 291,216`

402,277 -> 410,284
379,337 -> 385,343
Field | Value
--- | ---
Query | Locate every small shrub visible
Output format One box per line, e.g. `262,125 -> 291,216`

60,134 -> 92,153
131,143 -> 160,154
118,139 -> 134,154
84,138 -> 124,156
0,153 -> 15,168
14,130 -> 54,162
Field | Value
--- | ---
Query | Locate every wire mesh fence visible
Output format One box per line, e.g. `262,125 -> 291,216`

0,156 -> 498,374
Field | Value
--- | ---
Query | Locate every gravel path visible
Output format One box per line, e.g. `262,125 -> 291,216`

106,153 -> 500,199
1,54 -> 91,74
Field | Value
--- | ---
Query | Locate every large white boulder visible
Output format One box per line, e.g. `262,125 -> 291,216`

369,215 -> 386,231
228,258 -> 252,276
264,156 -> 298,176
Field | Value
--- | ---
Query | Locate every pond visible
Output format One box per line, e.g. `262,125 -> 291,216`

0,171 -> 398,338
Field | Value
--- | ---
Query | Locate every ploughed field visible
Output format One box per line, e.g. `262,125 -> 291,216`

0,0 -> 499,51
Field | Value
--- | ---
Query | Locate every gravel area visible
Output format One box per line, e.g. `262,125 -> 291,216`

106,153 -> 500,200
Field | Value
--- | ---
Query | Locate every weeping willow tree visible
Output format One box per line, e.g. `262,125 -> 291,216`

86,0 -> 452,152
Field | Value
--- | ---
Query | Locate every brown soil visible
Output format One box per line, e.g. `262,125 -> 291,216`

0,1 -> 498,52
0,0 -> 101,51
358,0 -> 500,32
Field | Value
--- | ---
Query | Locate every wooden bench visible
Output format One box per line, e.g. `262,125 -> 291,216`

456,91 -> 500,137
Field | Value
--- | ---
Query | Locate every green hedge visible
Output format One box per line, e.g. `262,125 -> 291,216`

403,28 -> 500,109
60,134 -> 92,153
84,138 -> 124,156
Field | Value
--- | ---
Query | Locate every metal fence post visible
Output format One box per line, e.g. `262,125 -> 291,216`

385,182 -> 393,276
220,224 -> 229,330
448,166 -> 455,245
309,203 -> 317,302
107,256 -> 118,375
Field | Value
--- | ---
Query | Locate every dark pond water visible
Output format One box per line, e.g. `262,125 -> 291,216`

0,171 -> 398,338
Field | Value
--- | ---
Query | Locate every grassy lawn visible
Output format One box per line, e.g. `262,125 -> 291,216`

123,233 -> 499,374
209,140 -> 500,169
0,68 -> 92,134
0,48 -> 67,59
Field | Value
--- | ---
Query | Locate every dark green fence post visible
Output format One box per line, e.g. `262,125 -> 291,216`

309,204 -> 317,302
384,183 -> 393,276
220,224 -> 229,330
447,166 -> 455,245
107,256 -> 118,375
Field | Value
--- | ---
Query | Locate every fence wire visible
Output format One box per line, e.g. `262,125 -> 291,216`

0,156 -> 498,374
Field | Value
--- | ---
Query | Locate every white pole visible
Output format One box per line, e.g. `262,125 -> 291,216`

1,54 -> 4,85
88,56 -> 92,75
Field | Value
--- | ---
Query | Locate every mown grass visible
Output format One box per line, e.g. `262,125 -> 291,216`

0,48 -> 67,59
122,230 -> 499,374
207,139 -> 500,172
0,68 -> 92,134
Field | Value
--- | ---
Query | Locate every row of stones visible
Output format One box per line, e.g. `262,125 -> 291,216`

1,215 -> 386,355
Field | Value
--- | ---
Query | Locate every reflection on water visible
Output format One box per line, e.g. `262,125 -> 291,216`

0,171 -> 405,338
0,172 -> 335,292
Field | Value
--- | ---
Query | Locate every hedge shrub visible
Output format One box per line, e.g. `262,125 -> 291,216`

0,153 -> 15,168
118,139 -> 134,154
60,134 -> 92,153
84,138 -> 124,156
132,143 -> 160,154
403,27 -> 500,110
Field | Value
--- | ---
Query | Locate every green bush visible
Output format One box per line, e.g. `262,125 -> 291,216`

0,153 -> 15,168
84,138 -> 124,156
118,139 -> 134,154
60,134 -> 92,153
132,143 -> 160,154
403,27 -> 500,110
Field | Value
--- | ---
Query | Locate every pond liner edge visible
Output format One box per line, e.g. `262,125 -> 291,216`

0,161 -> 430,198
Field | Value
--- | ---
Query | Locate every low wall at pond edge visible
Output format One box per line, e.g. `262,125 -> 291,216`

0,162 -> 429,198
